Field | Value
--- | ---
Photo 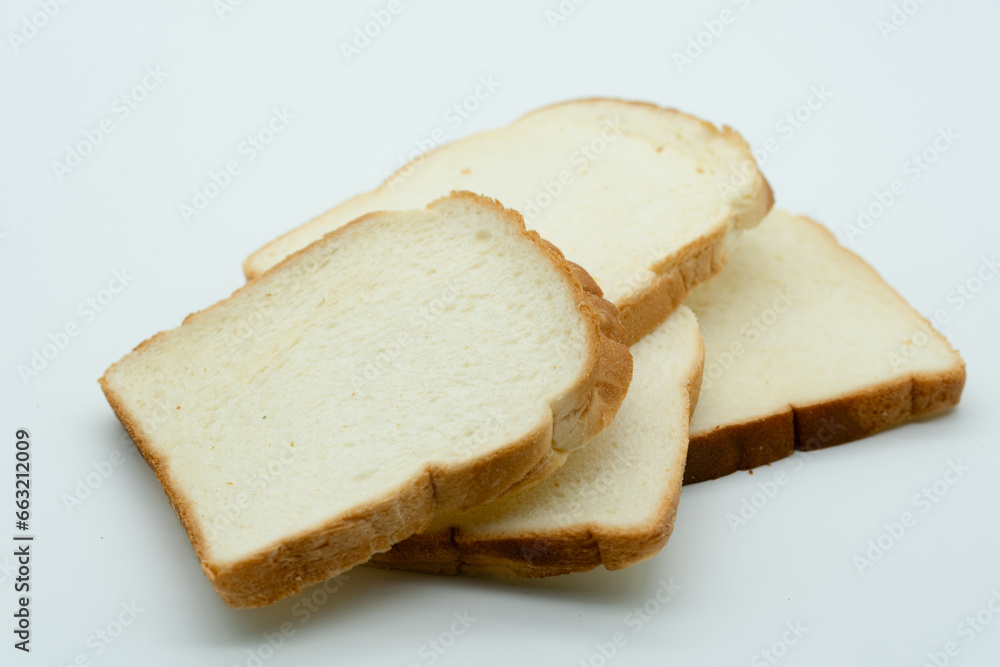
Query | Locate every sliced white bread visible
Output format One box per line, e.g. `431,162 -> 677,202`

100,193 -> 632,607
683,209 -> 965,483
369,306 -> 703,577
244,98 -> 773,344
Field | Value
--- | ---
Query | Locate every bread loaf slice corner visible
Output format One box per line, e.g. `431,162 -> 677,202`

100,192 -> 631,607
369,306 -> 704,577
684,209 -> 965,483
243,98 -> 773,344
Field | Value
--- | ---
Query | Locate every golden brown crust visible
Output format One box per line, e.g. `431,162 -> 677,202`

243,99 -> 773,346
368,324 -> 704,578
618,230 -> 728,345
99,192 -> 632,607
683,213 -> 966,484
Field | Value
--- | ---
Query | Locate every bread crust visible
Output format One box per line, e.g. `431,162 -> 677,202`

683,214 -> 966,484
242,99 -> 773,344
99,192 -> 631,607
367,322 -> 705,578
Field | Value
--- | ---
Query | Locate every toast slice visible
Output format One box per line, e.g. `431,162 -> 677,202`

369,306 -> 703,576
683,209 -> 966,484
244,98 -> 773,344
100,193 -> 632,607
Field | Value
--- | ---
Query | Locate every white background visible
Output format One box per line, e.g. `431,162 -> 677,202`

2,1 -> 999,665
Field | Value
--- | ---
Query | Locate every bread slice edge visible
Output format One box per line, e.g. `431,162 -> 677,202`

99,192 -> 633,607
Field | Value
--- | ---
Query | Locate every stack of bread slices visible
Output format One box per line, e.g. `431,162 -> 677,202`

101,99 -> 965,608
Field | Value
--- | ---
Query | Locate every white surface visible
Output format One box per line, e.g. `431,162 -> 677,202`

1,1 -> 998,665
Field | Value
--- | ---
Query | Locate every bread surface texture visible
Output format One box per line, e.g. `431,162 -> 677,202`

244,98 -> 773,344
100,192 -> 631,607
369,306 -> 703,577
683,209 -> 965,484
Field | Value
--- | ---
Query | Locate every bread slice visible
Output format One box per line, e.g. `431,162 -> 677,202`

683,209 -> 966,484
243,98 -> 773,344
369,306 -> 703,577
99,192 -> 632,607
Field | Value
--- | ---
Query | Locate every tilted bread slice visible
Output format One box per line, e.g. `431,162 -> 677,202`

683,209 -> 965,484
100,193 -> 631,607
369,307 -> 703,577
244,98 -> 772,344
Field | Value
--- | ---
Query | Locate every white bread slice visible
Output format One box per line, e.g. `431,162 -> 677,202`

369,306 -> 703,576
243,98 -> 773,344
100,193 -> 631,607
683,209 -> 965,483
